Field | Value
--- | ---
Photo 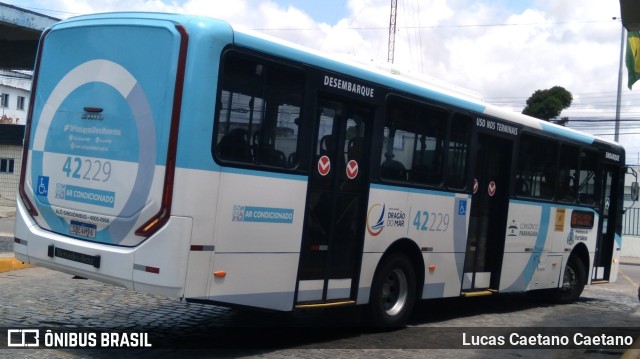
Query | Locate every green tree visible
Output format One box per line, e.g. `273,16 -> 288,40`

522,86 -> 573,123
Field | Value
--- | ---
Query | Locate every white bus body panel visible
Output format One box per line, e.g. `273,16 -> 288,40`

609,234 -> 622,283
500,201 -> 598,292
190,170 -> 307,311
360,184 -> 471,303
174,168 -> 221,298
14,198 -> 192,297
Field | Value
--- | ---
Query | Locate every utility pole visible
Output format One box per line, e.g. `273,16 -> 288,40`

388,0 -> 397,63
615,18 -> 625,142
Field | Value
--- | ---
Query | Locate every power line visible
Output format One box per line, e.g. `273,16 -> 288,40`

593,132 -> 640,136
18,2 -> 617,32
255,19 -> 615,31
9,4 -> 79,16
567,119 -> 640,122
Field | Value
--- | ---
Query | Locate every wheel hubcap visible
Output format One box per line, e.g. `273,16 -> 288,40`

382,268 -> 408,316
562,265 -> 576,291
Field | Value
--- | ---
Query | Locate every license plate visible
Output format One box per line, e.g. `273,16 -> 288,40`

69,220 -> 97,238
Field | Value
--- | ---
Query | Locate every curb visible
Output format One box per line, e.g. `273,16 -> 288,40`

0,255 -> 32,273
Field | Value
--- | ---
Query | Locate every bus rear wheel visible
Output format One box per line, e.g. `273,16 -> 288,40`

369,253 -> 416,327
553,256 -> 586,304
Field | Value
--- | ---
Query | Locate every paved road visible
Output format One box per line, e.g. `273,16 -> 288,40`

0,264 -> 638,358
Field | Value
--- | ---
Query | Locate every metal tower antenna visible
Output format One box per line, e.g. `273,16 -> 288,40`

388,0 -> 397,63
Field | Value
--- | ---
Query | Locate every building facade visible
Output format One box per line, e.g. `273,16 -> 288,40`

0,124 -> 24,207
0,69 -> 31,125
0,70 -> 30,207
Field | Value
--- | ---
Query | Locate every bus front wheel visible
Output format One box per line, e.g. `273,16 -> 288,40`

369,253 -> 416,327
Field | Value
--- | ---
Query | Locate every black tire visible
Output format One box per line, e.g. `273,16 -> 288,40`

553,256 -> 586,304
369,253 -> 417,328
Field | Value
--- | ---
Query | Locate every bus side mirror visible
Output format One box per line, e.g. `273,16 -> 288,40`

632,182 -> 639,202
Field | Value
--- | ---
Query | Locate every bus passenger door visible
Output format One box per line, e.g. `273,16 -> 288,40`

463,134 -> 512,293
594,165 -> 620,282
296,97 -> 371,306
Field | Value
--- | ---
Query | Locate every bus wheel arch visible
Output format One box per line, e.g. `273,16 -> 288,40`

554,243 -> 589,304
368,238 -> 423,327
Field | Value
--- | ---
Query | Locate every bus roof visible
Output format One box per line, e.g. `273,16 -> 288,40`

58,12 -> 623,151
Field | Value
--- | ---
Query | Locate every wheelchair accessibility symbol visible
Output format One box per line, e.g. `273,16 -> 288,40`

37,176 -> 49,197
457,199 -> 467,215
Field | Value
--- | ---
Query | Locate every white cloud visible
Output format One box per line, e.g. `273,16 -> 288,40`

13,0 -> 640,155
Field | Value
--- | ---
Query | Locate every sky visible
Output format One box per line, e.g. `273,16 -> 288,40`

9,0 -> 640,162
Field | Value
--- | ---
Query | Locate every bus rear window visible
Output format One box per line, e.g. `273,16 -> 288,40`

214,51 -> 304,169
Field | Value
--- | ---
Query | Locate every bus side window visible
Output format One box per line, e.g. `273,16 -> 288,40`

516,134 -> 557,199
381,105 -> 410,181
578,149 -> 599,205
380,96 -> 447,185
214,51 -> 303,169
217,127 -> 251,162
558,144 -> 579,203
446,114 -> 471,189
412,106 -> 446,185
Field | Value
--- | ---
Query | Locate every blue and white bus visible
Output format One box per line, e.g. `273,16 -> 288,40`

14,12 -> 632,327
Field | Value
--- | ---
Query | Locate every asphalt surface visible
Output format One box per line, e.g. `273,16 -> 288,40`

1,208 -> 639,358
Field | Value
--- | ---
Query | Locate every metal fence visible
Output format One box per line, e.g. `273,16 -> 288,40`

623,207 -> 640,236
0,145 -> 21,207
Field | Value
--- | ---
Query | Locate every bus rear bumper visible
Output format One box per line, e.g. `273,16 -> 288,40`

13,199 -> 192,297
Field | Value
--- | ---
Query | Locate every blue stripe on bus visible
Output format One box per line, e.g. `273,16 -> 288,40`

503,203 -> 551,292
539,123 -> 595,145
503,200 -> 597,293
509,199 -> 597,214
370,183 -> 458,197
